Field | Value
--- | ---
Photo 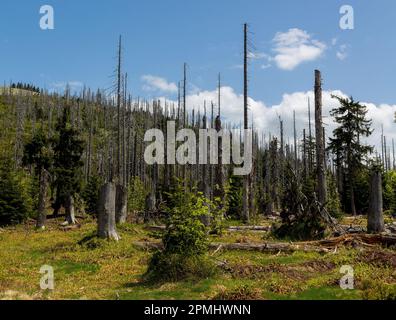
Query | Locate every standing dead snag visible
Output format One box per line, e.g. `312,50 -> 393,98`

36,169 -> 49,229
65,194 -> 77,225
242,23 -> 250,223
115,184 -> 128,224
314,70 -> 327,206
98,182 -> 120,241
368,169 -> 384,234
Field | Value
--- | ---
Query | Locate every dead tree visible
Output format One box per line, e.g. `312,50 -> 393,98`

314,70 -> 327,206
242,23 -> 250,223
64,195 -> 77,225
36,169 -> 49,229
98,182 -> 120,241
368,169 -> 384,234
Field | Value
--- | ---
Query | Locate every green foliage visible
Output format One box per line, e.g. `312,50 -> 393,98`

383,171 -> 396,214
145,180 -> 220,282
22,128 -> 52,173
361,280 -> 396,300
128,177 -> 147,213
326,171 -> 342,218
0,160 -> 31,226
162,182 -> 211,256
274,163 -> 327,241
52,107 -> 85,200
145,253 -> 216,282
82,175 -> 103,215
328,95 -> 373,214
227,175 -> 243,219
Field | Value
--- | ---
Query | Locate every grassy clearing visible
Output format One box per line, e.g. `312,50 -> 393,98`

0,218 -> 395,300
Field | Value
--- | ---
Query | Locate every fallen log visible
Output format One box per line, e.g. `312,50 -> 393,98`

306,234 -> 396,248
133,241 -> 329,253
144,225 -> 272,233
209,242 -> 330,253
133,234 -> 396,255
227,226 -> 271,232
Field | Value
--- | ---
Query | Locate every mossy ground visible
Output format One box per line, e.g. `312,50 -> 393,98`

0,216 -> 395,300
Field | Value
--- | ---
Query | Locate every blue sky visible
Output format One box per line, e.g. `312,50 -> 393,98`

1,0 -> 396,106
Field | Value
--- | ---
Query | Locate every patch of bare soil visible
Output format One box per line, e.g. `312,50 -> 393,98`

212,285 -> 263,300
357,250 -> 396,268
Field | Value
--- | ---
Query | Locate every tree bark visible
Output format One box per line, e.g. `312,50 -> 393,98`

368,170 -> 384,234
314,70 -> 327,205
65,194 -> 77,225
115,184 -> 128,224
36,168 -> 49,229
242,23 -> 250,223
98,182 -> 120,241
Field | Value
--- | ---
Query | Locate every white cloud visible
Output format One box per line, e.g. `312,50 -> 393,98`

141,75 -> 178,94
336,44 -> 349,61
169,86 -> 396,152
271,28 -> 326,71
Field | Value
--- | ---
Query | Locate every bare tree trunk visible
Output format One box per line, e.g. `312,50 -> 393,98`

368,170 -> 384,234
115,184 -> 128,224
36,169 -> 49,229
314,70 -> 327,205
242,23 -> 250,223
65,194 -> 77,225
98,182 -> 120,241
293,110 -> 298,172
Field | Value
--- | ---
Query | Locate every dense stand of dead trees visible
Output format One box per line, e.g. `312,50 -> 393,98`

1,26 -> 392,240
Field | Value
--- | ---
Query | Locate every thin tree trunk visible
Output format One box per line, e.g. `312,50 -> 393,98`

314,70 -> 327,205
243,23 -> 250,223
115,184 -> 128,224
36,168 -> 49,229
368,169 -> 384,233
65,194 -> 77,225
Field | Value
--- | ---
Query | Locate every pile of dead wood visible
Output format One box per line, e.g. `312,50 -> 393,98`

133,233 -> 396,255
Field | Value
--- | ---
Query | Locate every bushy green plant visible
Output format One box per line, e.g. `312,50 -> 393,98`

128,177 -> 147,213
326,171 -> 342,219
145,180 -> 218,281
145,253 -> 216,282
82,175 -> 103,215
383,171 -> 396,214
227,175 -> 243,219
162,183 -> 211,255
0,160 -> 31,226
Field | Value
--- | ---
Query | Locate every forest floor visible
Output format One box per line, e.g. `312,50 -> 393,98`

1,216 -> 396,300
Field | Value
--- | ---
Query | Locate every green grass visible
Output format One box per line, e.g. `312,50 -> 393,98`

0,218 -> 395,300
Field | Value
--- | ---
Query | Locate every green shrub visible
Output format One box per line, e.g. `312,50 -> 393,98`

361,281 -> 396,300
128,177 -> 147,213
82,175 -> 103,215
0,161 -> 31,226
145,180 -> 219,281
145,252 -> 216,282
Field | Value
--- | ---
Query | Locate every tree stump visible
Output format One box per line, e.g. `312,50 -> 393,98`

368,170 -> 384,234
98,182 -> 120,241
